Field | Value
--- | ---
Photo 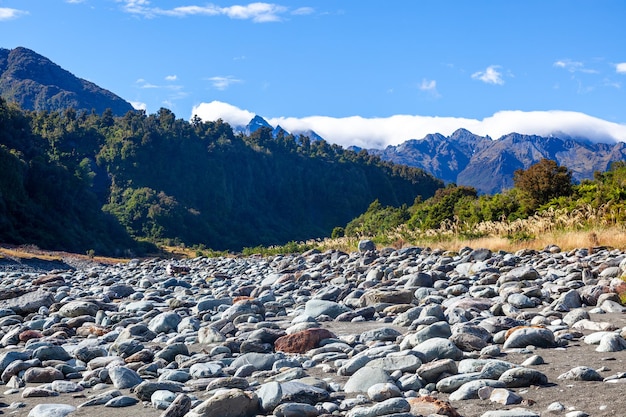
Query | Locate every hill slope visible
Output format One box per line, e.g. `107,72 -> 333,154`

0,47 -> 134,116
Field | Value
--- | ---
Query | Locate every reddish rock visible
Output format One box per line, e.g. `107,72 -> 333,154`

407,396 -> 460,417
18,329 -> 43,342
23,367 -> 64,383
274,328 -> 336,354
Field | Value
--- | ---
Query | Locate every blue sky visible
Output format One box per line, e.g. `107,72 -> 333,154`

1,0 -> 626,148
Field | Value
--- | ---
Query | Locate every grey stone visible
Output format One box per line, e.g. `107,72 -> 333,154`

412,337 -> 464,362
185,388 -> 259,417
344,367 -> 392,393
109,365 -> 143,389
27,404 -> 76,417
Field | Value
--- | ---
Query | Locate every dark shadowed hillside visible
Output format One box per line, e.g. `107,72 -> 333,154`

0,47 -> 134,116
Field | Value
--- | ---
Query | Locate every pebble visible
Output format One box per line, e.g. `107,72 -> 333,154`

0,244 -> 625,416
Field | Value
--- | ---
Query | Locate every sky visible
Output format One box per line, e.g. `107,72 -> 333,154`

1,0 -> 626,148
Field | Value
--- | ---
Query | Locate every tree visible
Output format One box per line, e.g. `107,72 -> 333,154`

513,158 -> 573,212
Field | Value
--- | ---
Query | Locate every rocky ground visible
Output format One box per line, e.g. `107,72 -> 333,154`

1,241 -> 626,417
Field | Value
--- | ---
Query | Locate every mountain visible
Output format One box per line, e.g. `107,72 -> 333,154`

0,47 -> 134,116
239,114 -> 325,142
371,129 -> 626,194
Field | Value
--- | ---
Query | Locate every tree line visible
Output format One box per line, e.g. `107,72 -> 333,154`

0,99 -> 443,255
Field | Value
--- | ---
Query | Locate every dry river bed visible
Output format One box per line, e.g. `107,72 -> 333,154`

0,242 -> 626,417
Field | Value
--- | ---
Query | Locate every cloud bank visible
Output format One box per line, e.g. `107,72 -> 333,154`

117,1 -> 305,22
192,101 -> 626,149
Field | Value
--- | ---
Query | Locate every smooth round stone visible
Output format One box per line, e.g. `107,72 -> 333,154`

502,327 -> 556,349
159,369 -> 191,383
557,366 -> 603,381
507,293 -> 535,309
152,389 -> 178,410
32,345 -> 71,362
257,381 -> 282,413
412,337 -> 464,362
345,397 -> 410,417
596,333 -> 626,352
105,395 -> 140,407
344,367 -> 392,393
304,300 -> 350,319
368,354 -> 422,373
148,311 -> 182,334
230,352 -> 284,372
498,368 -> 548,388
27,404 -> 76,417
190,362 -> 223,378
108,365 -> 143,389
58,301 -> 99,318
449,379 -> 505,401
274,402 -> 319,417
50,380 -> 82,393
23,367 -> 64,383
367,382 -> 402,401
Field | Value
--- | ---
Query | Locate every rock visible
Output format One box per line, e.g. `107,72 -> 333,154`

109,365 -> 143,388
503,327 -> 556,349
358,240 -> 376,252
367,354 -> 422,373
105,396 -> 140,407
23,367 -> 64,383
407,396 -> 460,417
160,393 -> 192,417
274,328 -> 336,353
133,381 -> 185,401
304,300 -> 350,319
27,404 -> 75,417
367,382 -> 402,401
273,402 -> 319,417
499,368 -> 549,387
185,388 -> 259,417
148,311 -> 182,334
58,300 -> 99,317
0,289 -> 54,316
412,337 -> 464,362
344,367 -> 393,393
558,366 -> 603,381
346,397 -> 410,417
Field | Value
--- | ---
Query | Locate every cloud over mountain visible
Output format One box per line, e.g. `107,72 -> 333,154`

192,101 -> 626,149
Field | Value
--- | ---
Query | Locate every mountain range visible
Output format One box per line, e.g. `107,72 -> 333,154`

2,46 -> 625,196
0,47 -> 134,116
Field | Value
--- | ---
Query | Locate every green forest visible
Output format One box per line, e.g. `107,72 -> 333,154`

0,98 -> 443,255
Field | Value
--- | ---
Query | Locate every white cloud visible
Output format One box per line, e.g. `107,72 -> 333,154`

192,101 -> 255,126
66,0 -> 86,3
472,65 -> 504,85
117,1 -> 291,22
131,101 -> 147,111
292,7 -> 314,15
207,76 -> 242,90
192,101 -> 626,149
419,79 -> 440,97
554,59 -> 598,74
165,75 -> 177,81
0,7 -> 28,20
616,63 -> 626,74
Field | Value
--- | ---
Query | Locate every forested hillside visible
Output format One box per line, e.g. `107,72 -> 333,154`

0,99 -> 443,254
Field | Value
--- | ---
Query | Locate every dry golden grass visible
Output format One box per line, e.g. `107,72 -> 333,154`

0,244 -> 129,265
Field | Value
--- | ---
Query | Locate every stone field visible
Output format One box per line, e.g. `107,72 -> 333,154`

1,241 -> 626,417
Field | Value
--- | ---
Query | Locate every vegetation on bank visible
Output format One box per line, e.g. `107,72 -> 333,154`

0,98 -> 442,255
